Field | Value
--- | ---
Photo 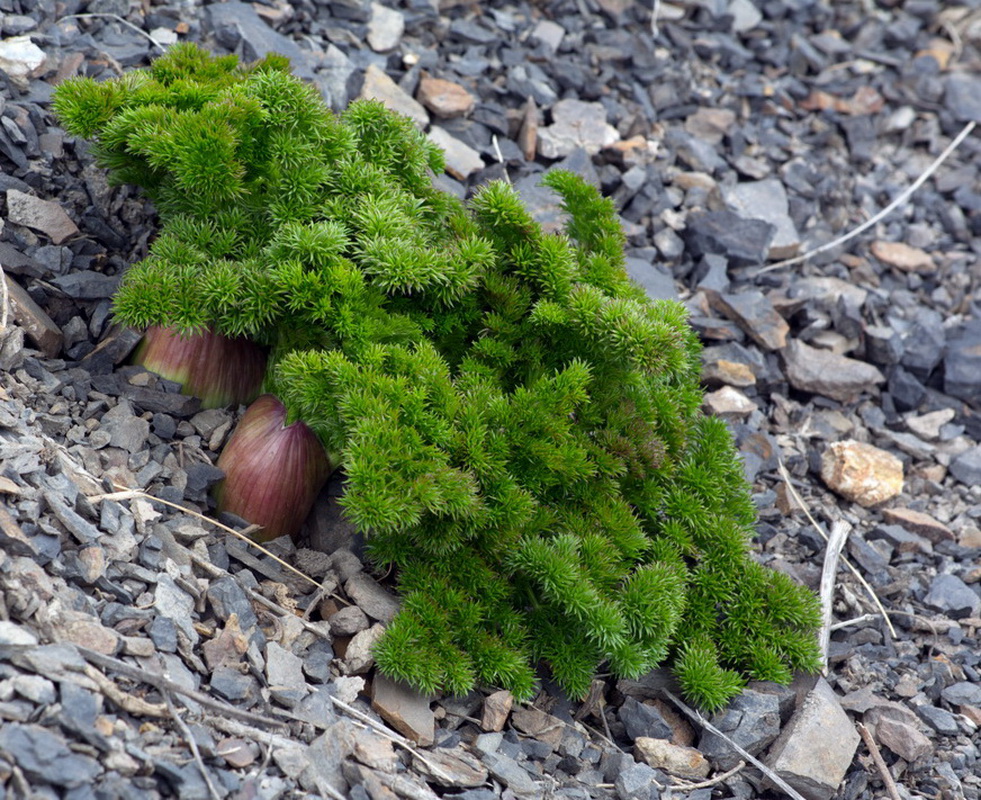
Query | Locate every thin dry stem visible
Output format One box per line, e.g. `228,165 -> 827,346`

857,722 -> 903,800
664,691 -> 809,800
777,459 -> 898,638
62,13 -> 168,52
163,689 -> 223,800
89,484 -> 322,590
672,760 -> 746,790
819,520 -> 851,673
755,120 -> 976,274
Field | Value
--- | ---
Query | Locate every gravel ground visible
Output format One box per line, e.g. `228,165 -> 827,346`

1,0 -> 981,798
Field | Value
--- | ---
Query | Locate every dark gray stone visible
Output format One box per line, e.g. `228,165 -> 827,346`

685,211 -> 776,267
944,73 -> 981,123
943,320 -> 981,407
941,681 -> 981,707
923,574 -> 981,619
865,325 -> 904,366
915,704 -> 960,736
615,761 -> 661,800
619,697 -> 672,742
899,308 -> 945,378
483,752 -> 540,795
950,447 -> 981,487
49,271 -> 119,300
210,665 -> 257,702
184,462 -> 225,501
0,723 -> 101,788
699,689 -> 781,769
887,366 -> 926,412
148,616 -> 179,653
207,576 -> 260,631
206,2 -> 315,78
43,491 -> 99,542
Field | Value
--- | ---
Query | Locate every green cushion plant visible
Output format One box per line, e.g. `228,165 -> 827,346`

54,43 -> 821,709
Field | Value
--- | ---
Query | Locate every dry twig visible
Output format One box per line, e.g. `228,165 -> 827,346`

61,13 -> 168,51
819,520 -> 852,672
84,664 -> 170,718
755,120 -> 976,275
163,690 -> 223,800
1,270 -> 9,332
89,485 -> 322,590
664,691 -> 809,800
77,647 -> 291,730
672,760 -> 746,790
857,722 -> 903,800
776,459 -> 897,639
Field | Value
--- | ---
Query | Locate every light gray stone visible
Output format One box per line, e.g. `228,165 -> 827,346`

345,572 -> 400,624
783,339 -> 885,402
371,672 -> 435,746
367,2 -> 404,52
6,190 -> 79,244
360,63 -> 428,128
537,99 -> 620,159
154,573 -> 199,646
765,678 -> 859,800
428,127 -> 485,180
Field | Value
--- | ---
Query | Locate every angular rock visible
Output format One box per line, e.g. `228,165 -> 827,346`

703,385 -> 757,417
6,189 -> 79,244
360,63 -> 428,128
367,2 -> 404,52
685,210 -> 776,267
950,446 -> 981,487
342,623 -> 385,674
510,706 -> 565,748
944,72 -> 981,123
724,180 -> 800,260
783,339 -> 885,402
923,574 -> 981,619
537,99 -> 620,159
427,126 -> 484,180
709,290 -> 789,351
870,241 -> 933,273
3,274 -> 63,357
315,45 -> 359,111
344,572 -> 400,624
864,705 -> 932,762
634,737 -> 709,780
941,681 -> 981,707
615,761 -> 663,800
372,673 -> 435,746
481,689 -> 513,732
0,36 -> 45,88
206,1 -> 314,78
329,605 -> 370,636
699,688 -> 782,770
417,76 -> 475,119
483,752 -> 540,797
625,258 -> 676,301
765,679 -> 859,800
619,697 -> 673,742
944,319 -> 981,407
0,723 -> 101,788
880,508 -> 953,544
820,440 -> 903,507
905,408 -> 955,441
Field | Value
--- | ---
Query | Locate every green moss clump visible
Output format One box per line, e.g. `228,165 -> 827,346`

55,43 -> 821,709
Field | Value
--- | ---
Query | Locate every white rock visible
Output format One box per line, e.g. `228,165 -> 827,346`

368,2 -> 405,52
537,99 -> 620,159
0,36 -> 45,88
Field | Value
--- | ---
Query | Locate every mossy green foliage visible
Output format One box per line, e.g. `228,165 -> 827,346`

55,44 -> 821,709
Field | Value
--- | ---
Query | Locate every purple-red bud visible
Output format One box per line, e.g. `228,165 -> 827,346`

133,326 -> 267,409
214,394 -> 332,542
